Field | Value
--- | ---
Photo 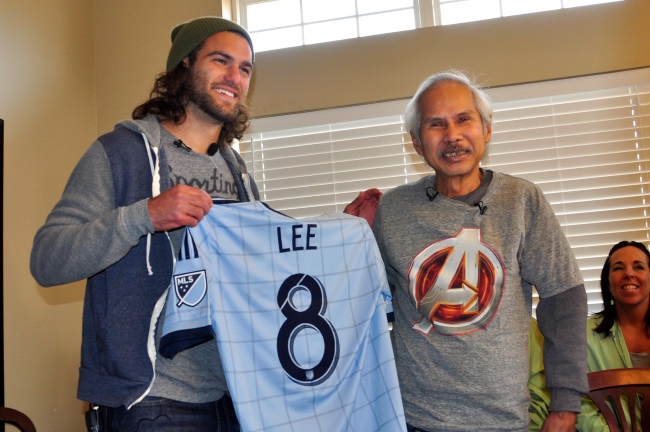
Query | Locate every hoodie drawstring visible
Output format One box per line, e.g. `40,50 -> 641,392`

142,132 -> 160,276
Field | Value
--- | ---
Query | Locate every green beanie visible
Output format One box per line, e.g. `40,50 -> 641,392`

166,16 -> 254,71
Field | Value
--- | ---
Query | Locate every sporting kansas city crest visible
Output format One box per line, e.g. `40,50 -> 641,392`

408,228 -> 505,335
173,228 -> 207,308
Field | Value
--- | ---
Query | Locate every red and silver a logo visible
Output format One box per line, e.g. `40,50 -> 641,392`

408,228 -> 504,335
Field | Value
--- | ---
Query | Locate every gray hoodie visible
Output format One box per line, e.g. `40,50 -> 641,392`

30,114 -> 258,408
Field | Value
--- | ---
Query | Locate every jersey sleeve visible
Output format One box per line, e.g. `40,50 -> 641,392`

159,227 -> 214,359
367,221 -> 394,324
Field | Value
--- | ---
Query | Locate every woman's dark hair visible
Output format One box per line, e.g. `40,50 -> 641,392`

131,47 -> 250,148
593,240 -> 650,334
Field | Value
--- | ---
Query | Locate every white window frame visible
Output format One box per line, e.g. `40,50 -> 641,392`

232,0 -> 622,50
232,0 -> 423,50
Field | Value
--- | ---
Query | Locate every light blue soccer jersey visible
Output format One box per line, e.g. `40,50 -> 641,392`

160,201 -> 406,432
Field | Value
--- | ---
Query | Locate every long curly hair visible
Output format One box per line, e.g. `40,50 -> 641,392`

593,240 -> 650,335
132,46 -> 250,148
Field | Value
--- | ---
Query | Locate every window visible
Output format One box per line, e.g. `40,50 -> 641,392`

233,0 -> 623,52
236,0 -> 416,52
239,68 -> 650,314
438,0 -> 622,25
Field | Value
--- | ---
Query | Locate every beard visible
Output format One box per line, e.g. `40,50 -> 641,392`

186,67 -> 241,124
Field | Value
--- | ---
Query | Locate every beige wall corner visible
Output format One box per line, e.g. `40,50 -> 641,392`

1,0 -> 97,430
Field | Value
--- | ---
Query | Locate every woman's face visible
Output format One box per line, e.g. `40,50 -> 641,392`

608,246 -> 650,310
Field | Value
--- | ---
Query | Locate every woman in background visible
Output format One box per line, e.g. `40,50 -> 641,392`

576,240 -> 650,431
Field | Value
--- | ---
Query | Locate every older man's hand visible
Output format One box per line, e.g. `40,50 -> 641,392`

540,411 -> 577,432
343,188 -> 382,228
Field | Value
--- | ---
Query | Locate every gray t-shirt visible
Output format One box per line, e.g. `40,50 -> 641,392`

148,126 -> 238,403
373,170 -> 585,431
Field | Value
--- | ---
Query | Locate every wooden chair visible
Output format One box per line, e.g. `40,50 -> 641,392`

0,407 -> 36,432
587,368 -> 650,432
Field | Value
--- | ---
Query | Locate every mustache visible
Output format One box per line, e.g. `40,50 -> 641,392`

439,145 -> 472,156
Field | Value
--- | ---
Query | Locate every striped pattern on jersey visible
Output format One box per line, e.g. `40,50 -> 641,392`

160,200 -> 406,432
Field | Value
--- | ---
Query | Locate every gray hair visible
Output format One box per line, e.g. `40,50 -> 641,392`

404,70 -> 493,142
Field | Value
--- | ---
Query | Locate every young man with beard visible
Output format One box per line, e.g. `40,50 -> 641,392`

30,17 -> 258,430
346,71 -> 588,431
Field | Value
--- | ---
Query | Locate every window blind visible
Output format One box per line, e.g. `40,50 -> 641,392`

240,68 -> 650,313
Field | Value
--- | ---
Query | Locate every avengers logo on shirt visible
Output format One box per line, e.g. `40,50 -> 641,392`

408,228 -> 504,335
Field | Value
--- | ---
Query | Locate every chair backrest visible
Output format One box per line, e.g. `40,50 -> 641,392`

587,368 -> 650,432
0,407 -> 36,432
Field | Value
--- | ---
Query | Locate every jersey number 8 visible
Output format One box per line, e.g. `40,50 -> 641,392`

276,273 -> 340,386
